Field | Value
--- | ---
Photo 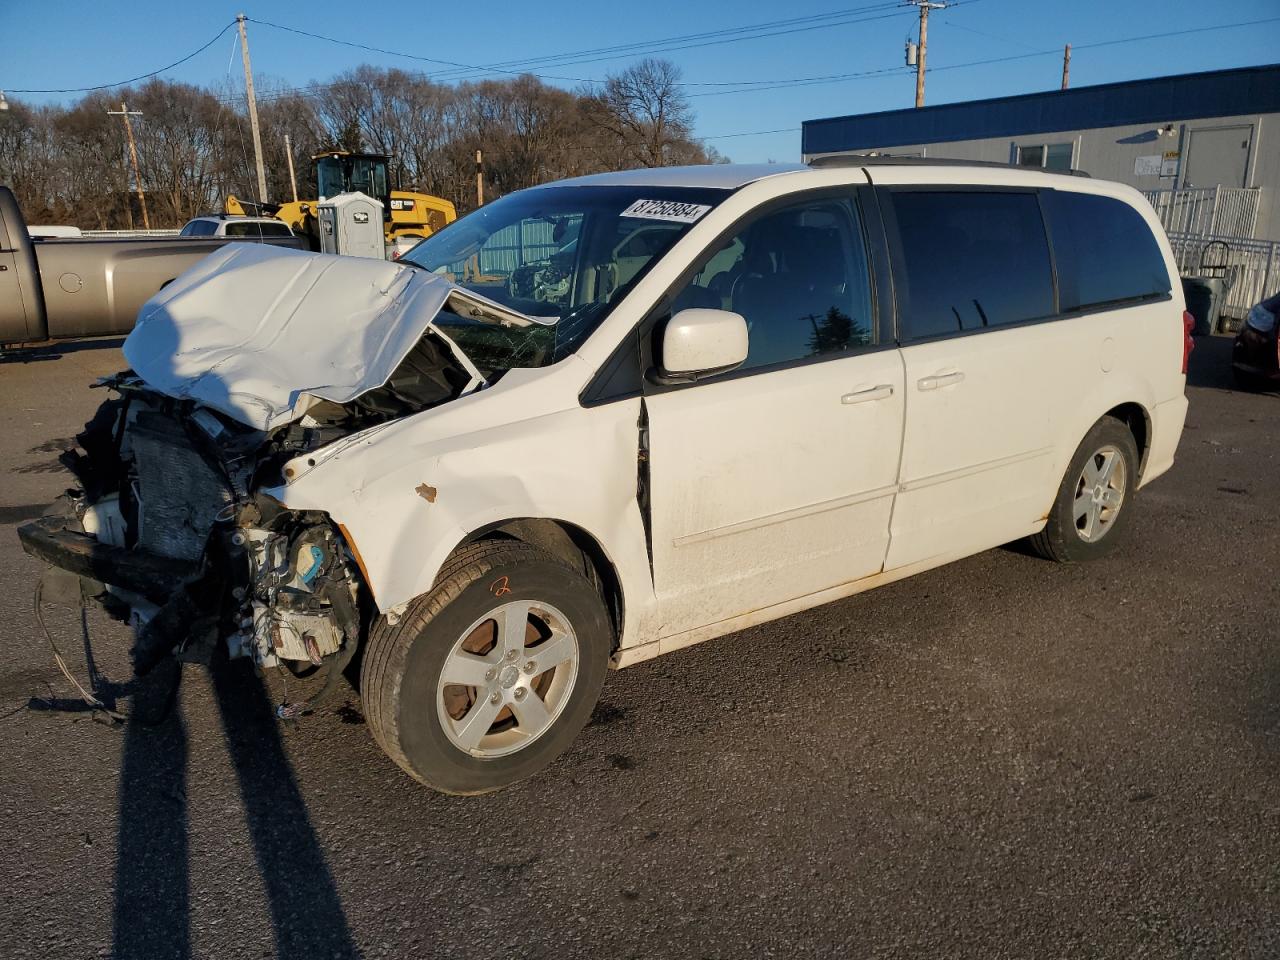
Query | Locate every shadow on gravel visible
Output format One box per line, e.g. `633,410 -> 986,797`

110,654 -> 359,960
208,659 -> 359,958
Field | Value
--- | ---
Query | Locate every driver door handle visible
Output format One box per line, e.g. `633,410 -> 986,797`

841,383 -> 895,404
918,370 -> 965,391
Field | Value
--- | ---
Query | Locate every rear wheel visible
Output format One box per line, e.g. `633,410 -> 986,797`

1028,417 -> 1139,563
361,540 -> 611,794
1232,366 -> 1264,392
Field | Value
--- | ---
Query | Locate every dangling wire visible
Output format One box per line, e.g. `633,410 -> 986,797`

32,577 -> 127,724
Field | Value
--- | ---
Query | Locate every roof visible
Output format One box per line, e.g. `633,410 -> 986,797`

809,155 -> 1089,177
551,163 -> 808,190
803,62 -> 1280,156
188,213 -> 282,222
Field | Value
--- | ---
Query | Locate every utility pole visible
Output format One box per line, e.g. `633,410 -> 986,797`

907,0 -> 947,108
237,13 -> 269,204
107,103 -> 149,230
284,133 -> 298,202
475,149 -> 484,207
1061,43 -> 1071,90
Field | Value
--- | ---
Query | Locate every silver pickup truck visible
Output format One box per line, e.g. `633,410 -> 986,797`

0,186 -> 306,346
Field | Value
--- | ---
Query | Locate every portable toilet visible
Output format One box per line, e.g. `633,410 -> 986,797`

318,192 -> 384,259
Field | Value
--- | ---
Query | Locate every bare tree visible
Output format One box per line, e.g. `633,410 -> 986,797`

585,58 -> 700,167
0,58 -> 723,229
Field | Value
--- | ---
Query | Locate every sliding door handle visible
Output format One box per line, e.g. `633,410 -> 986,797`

918,370 -> 965,391
841,383 -> 895,404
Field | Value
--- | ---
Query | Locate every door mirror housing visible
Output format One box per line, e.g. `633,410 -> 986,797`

658,308 -> 749,381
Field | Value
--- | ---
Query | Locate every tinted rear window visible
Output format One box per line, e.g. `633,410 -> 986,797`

180,220 -> 217,237
1042,191 -> 1170,310
890,191 -> 1054,339
225,221 -> 292,237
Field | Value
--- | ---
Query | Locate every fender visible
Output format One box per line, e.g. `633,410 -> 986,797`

1049,367 -> 1156,494
272,379 -> 657,649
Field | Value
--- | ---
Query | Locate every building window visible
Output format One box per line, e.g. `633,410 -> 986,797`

1016,142 -> 1074,171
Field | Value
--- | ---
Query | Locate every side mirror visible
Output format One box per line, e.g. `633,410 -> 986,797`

659,308 -> 749,381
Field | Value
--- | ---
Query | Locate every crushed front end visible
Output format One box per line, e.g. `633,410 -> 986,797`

19,377 -> 368,678
16,243 -> 534,696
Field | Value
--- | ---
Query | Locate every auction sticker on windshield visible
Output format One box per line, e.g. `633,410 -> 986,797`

620,199 -> 712,224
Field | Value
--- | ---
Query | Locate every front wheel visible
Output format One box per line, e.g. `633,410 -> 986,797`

361,540 -> 611,794
1028,416 -> 1139,563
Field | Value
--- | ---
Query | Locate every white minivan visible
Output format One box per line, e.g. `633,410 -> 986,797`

21,160 -> 1191,793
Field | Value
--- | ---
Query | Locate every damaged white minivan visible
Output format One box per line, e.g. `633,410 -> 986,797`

20,160 -> 1191,793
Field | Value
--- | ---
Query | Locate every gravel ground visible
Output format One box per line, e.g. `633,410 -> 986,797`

0,335 -> 1276,960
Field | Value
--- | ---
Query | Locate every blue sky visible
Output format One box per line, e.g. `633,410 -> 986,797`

3,0 -> 1278,163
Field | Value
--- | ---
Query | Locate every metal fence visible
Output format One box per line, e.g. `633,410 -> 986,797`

1142,186 -> 1261,240
1167,231 -> 1280,321
473,220 -> 559,275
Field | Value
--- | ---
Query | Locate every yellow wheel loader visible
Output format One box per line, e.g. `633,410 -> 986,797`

226,151 -> 456,250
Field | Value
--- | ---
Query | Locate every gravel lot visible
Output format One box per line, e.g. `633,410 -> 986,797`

1,335 -> 1276,960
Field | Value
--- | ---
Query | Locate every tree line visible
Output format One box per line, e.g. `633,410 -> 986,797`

0,58 -> 722,229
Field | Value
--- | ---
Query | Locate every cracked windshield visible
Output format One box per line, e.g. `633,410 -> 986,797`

400,185 -> 728,377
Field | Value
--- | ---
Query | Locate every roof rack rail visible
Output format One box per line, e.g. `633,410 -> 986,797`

806,155 -> 1091,177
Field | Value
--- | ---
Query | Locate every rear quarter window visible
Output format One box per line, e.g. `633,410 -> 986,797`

1041,190 -> 1171,310
225,221 -> 291,237
889,190 -> 1055,339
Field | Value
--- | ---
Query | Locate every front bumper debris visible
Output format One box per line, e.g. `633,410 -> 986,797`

18,515 -> 197,603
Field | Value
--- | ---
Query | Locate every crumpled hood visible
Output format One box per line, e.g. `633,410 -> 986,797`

123,243 -> 532,431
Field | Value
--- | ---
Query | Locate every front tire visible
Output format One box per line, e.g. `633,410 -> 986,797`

1028,416 -> 1139,563
361,540 -> 611,794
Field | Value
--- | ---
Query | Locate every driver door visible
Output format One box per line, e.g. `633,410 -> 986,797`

644,191 -> 906,638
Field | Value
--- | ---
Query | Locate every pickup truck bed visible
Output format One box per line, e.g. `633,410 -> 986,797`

0,186 -> 306,345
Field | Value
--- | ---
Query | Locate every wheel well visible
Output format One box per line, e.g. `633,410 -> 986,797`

466,518 -> 624,652
1105,402 -> 1151,477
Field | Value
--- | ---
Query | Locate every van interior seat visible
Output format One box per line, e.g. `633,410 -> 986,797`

732,224 -> 850,365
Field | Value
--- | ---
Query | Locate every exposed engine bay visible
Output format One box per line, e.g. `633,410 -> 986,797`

21,327 -> 476,679
16,242 -> 564,715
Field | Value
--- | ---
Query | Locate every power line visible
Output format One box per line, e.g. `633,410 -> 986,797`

222,6 -> 922,107
427,4 -> 905,79
705,126 -> 802,140
692,13 -> 1280,99
701,14 -> 1280,136
244,17 -> 601,84
8,21 -> 237,93
691,65 -> 902,98
5,3 -> 924,103
211,6 -> 917,106
229,9 -> 1279,110
425,5 -> 913,78
938,18 -> 1042,51
244,5 -> 914,87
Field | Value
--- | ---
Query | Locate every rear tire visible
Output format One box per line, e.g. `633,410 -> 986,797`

1232,366 -> 1264,392
1028,416 -> 1139,563
361,540 -> 611,794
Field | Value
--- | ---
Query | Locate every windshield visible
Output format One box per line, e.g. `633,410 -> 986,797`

400,184 -> 729,375
317,155 -> 390,203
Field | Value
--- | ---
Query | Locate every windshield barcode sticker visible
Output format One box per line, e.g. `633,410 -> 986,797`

620,199 -> 712,224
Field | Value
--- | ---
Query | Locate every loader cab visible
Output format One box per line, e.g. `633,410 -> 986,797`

315,151 -> 392,214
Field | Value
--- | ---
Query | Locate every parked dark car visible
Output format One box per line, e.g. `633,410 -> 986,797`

1232,291 -> 1280,390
